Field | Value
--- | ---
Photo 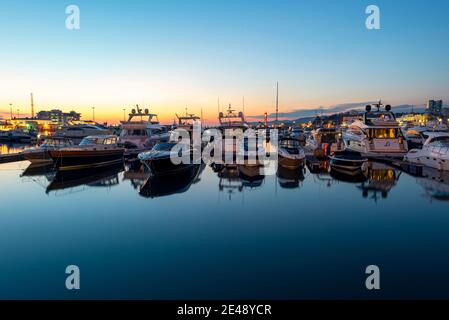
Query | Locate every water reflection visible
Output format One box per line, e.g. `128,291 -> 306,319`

15,156 -> 449,205
277,165 -> 305,189
357,162 -> 401,201
45,164 -> 122,194
139,164 -> 205,198
0,143 -> 33,155
417,167 -> 449,201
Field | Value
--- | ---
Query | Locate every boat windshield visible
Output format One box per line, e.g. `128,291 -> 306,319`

281,139 -> 300,149
366,128 -> 401,139
429,136 -> 449,147
321,133 -> 338,143
120,129 -> 147,137
42,139 -> 71,147
153,143 -> 176,151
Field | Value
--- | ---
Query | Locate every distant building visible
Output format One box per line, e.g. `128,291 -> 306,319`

426,100 -> 443,116
36,109 -> 81,124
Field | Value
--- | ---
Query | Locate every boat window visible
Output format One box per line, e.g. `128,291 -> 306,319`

132,129 -> 147,136
367,128 -> 400,139
104,138 -> 116,145
80,138 -> 98,145
281,140 -> 300,148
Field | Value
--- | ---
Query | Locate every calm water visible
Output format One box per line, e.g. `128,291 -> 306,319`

1,150 -> 449,299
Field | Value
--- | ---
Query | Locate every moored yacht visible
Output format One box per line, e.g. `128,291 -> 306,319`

211,104 -> 249,159
0,129 -> 36,143
218,104 -> 249,134
404,132 -> 449,171
22,137 -> 74,165
305,127 -> 344,158
343,101 -> 408,158
170,111 -> 203,145
54,124 -> 111,144
138,142 -> 198,175
278,137 -> 305,169
119,106 -> 170,152
49,135 -> 124,171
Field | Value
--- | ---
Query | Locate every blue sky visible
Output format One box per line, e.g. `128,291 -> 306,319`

0,0 -> 448,122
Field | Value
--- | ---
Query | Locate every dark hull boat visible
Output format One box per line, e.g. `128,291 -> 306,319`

50,149 -> 124,171
329,151 -> 367,176
49,135 -> 124,171
138,142 -> 198,176
23,150 -> 53,165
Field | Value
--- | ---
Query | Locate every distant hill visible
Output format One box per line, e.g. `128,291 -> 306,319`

247,102 -> 428,124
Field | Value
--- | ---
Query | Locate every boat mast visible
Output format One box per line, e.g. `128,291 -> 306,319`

276,82 -> 279,126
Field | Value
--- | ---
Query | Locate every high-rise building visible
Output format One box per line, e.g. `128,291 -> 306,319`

426,100 -> 443,116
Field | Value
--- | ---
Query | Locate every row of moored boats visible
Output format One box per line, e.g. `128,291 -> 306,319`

20,102 -> 449,175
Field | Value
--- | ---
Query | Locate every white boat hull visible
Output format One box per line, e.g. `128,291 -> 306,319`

405,150 -> 449,171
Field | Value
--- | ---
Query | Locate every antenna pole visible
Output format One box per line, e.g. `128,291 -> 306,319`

243,96 -> 245,114
276,82 -> 279,125
30,93 -> 35,118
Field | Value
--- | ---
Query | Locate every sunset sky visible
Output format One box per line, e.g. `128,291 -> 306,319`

1,0 -> 448,124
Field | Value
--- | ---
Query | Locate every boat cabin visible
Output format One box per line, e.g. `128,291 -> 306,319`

80,135 -> 119,146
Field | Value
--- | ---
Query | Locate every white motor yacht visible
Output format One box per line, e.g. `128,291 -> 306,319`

343,101 -> 408,158
404,132 -> 449,171
119,106 -> 170,152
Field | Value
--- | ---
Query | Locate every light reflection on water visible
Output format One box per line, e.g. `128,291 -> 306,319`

0,157 -> 449,299
0,143 -> 34,155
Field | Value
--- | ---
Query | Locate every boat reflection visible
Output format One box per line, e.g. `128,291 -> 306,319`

123,160 -> 151,190
217,165 -> 243,199
329,166 -> 367,183
277,165 -> 305,189
46,164 -> 123,194
357,161 -> 401,201
416,167 -> 449,201
238,164 -> 265,190
21,163 -> 54,178
139,164 -> 205,198
306,159 -> 336,188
